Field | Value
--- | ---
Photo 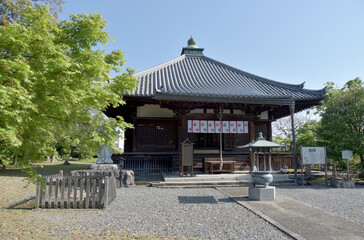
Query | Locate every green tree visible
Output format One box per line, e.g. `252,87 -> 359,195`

0,4 -> 138,175
1,0 -> 63,23
317,78 -> 364,169
273,111 -> 318,152
296,120 -> 320,149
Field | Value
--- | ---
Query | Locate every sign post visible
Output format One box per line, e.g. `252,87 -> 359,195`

301,147 -> 327,186
342,150 -> 353,181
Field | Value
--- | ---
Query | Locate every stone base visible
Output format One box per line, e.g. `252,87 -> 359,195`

249,186 -> 276,201
121,170 -> 135,188
89,164 -> 119,171
331,179 -> 355,189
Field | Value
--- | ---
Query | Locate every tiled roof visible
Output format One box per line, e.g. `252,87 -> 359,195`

131,53 -> 326,104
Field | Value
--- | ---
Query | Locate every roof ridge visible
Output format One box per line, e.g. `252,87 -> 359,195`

134,55 -> 186,76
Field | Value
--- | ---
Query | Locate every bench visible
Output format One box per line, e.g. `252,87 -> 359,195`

203,157 -> 236,174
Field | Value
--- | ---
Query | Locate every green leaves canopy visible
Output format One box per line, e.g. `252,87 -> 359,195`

0,5 -> 138,172
318,78 -> 364,163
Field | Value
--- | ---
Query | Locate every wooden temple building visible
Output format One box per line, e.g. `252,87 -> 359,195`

106,37 -> 326,173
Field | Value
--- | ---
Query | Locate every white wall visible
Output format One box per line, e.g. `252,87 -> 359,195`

258,111 -> 268,120
137,104 -> 174,118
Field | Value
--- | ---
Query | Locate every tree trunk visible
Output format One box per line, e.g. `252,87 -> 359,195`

51,155 -> 56,163
11,157 -> 17,166
332,161 -> 336,180
63,158 -> 71,165
360,155 -> 364,178
0,159 -> 5,172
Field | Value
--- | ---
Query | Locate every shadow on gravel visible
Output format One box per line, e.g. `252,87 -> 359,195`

224,197 -> 249,202
178,196 -> 218,204
216,198 -> 234,203
6,196 -> 35,210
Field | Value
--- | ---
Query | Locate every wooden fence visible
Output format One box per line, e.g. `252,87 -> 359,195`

35,171 -> 117,209
265,153 -> 301,170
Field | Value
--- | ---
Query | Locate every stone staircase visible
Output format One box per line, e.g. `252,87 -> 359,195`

150,172 -> 296,188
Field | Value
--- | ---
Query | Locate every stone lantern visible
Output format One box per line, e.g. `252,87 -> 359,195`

238,132 -> 284,200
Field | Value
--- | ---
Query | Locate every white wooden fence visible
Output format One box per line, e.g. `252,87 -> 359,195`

35,171 -> 117,209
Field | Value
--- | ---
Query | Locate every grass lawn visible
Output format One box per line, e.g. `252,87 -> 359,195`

0,158 -> 97,209
0,158 -> 97,177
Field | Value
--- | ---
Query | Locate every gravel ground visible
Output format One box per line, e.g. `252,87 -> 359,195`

277,185 -> 364,224
1,187 -> 291,240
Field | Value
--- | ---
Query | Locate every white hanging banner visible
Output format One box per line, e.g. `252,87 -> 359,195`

237,121 -> 244,133
207,120 -> 215,133
215,121 -> 221,133
192,120 -> 200,133
187,120 -> 249,133
188,120 -> 192,133
200,120 -> 207,133
230,121 -> 237,133
222,121 -> 230,133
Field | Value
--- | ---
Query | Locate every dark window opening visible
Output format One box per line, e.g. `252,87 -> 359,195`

135,119 -> 177,151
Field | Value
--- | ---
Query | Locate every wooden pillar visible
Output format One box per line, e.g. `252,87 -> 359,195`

175,109 -> 188,149
132,119 -> 137,152
289,102 -> 298,183
249,120 -> 255,173
267,121 -> 272,141
181,112 -> 188,142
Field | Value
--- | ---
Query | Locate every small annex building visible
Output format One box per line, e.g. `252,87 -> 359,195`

106,37 -> 326,173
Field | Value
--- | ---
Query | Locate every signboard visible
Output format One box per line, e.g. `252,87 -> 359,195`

301,147 -> 326,164
342,150 -> 353,159
187,120 -> 248,134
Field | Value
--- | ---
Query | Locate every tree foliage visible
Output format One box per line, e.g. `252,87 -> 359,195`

273,111 -> 318,151
317,78 -> 364,164
0,4 -> 138,175
0,0 -> 63,23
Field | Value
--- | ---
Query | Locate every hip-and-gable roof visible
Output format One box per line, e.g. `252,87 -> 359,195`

130,45 -> 325,105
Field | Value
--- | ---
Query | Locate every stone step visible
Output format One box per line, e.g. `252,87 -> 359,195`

151,179 -> 296,188
151,180 -> 251,188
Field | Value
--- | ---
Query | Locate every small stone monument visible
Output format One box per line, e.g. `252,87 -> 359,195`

122,170 -> 135,188
96,146 -> 114,164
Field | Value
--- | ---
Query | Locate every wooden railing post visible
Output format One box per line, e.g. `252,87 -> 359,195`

85,178 -> 90,209
104,176 -> 109,209
35,174 -> 42,209
73,178 -> 77,209
67,178 -> 72,209
80,178 -> 84,209
48,178 -> 53,208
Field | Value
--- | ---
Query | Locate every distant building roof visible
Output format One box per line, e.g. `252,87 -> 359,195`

129,38 -> 326,106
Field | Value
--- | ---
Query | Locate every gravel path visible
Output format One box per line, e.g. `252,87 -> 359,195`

277,185 -> 364,224
16,188 -> 290,240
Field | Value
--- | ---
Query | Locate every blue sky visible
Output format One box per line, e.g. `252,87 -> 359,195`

59,0 -> 364,90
